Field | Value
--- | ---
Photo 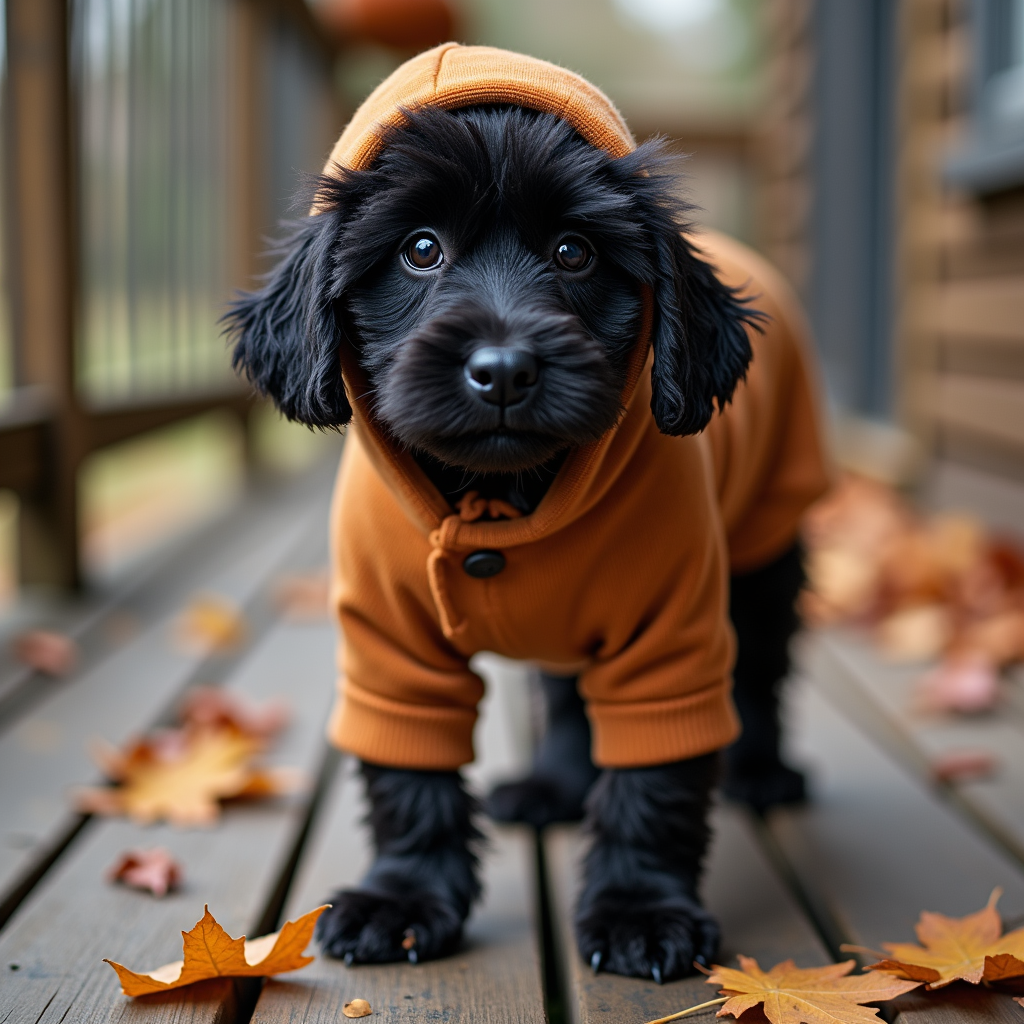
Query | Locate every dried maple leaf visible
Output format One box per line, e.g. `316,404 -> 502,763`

105,904 -> 328,996
174,594 -> 246,653
705,957 -> 919,1024
877,605 -> 951,663
108,848 -> 183,897
77,725 -> 299,826
179,686 -> 289,739
272,569 -> 331,620
914,654 -> 1001,716
867,889 -> 1024,988
13,629 -> 78,675
929,749 -> 997,784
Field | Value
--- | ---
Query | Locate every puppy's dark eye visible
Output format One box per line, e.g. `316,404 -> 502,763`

554,237 -> 593,272
405,235 -> 443,271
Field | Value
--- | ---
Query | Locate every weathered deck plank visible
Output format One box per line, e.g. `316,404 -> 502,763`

0,460 -> 340,727
801,630 -> 1024,866
0,480 -> 331,912
544,805 -> 830,1024
0,617 -> 338,1024
770,673 -> 1024,1022
249,657 -> 547,1024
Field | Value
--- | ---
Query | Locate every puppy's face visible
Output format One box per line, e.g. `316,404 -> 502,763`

226,106 -> 758,467
344,108 -> 644,472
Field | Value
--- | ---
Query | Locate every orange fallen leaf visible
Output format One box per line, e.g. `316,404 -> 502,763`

77,725 -> 299,826
877,605 -> 951,663
105,904 -> 328,996
696,957 -> 919,1024
179,686 -> 289,739
13,630 -> 78,675
108,848 -> 183,897
984,952 -> 1024,983
867,888 -> 1024,988
174,594 -> 246,653
343,998 -> 373,1017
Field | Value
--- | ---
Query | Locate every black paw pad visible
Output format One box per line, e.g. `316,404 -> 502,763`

575,896 -> 719,982
315,888 -> 464,964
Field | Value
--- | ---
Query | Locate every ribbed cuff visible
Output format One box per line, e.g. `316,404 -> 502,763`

327,679 -> 477,769
588,684 -> 740,768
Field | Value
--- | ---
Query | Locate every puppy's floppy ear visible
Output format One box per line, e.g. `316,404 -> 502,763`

224,178 -> 354,428
626,156 -> 762,436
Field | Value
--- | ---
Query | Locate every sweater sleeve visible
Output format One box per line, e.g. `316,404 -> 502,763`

326,437 -> 484,769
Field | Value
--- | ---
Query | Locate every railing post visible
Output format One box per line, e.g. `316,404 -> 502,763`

5,0 -> 83,589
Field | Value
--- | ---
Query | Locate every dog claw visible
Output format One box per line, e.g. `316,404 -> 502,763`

591,950 -> 603,974
651,963 -> 663,985
344,952 -> 354,967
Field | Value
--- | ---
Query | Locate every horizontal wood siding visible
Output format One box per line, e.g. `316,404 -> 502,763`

898,0 -> 1024,489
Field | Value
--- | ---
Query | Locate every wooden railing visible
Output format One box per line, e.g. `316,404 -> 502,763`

0,0 -> 340,588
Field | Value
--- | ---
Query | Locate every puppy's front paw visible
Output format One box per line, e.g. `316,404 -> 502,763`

575,895 -> 719,983
316,888 -> 464,964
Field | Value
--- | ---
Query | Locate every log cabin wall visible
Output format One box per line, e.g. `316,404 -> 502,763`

900,0 -> 1024,517
755,0 -> 815,298
898,0 -> 1024,527
756,0 -> 1024,526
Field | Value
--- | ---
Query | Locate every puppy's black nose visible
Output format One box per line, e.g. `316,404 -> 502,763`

464,347 -> 538,407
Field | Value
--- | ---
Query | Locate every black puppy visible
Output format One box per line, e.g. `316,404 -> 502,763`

227,105 -> 758,981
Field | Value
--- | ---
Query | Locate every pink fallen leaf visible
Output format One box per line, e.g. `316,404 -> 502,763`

877,605 -> 950,663
930,750 -> 997,784
914,653 -> 1000,715
108,848 -> 183,897
13,630 -> 78,676
179,687 -> 289,740
272,570 -> 331,621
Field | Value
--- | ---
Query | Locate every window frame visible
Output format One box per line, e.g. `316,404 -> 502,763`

945,0 -> 1024,194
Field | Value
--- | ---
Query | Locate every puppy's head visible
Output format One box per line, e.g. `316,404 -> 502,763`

226,105 -> 759,473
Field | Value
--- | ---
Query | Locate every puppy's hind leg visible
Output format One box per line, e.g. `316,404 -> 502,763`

574,754 -> 720,983
486,673 -> 600,827
316,762 -> 482,964
723,542 -> 807,812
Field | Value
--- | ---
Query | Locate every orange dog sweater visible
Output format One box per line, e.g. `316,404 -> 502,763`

323,44 -> 831,770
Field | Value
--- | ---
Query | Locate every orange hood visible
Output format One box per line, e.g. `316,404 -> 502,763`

324,43 -> 657,550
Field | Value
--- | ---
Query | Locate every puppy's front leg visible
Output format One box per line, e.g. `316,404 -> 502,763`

316,762 -> 482,964
574,753 -> 720,983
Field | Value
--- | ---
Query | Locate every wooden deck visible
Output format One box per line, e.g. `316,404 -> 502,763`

1,456 -> 1023,1023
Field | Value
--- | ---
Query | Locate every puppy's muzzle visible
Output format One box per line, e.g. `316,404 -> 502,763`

464,346 -> 538,408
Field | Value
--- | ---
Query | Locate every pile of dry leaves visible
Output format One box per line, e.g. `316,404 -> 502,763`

78,687 -> 297,826
802,474 -> 1024,712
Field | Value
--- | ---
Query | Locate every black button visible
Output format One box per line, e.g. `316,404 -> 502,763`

463,550 -> 506,578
